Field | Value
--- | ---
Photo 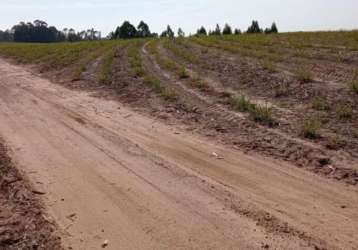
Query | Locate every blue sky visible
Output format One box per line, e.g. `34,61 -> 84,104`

1,0 -> 357,35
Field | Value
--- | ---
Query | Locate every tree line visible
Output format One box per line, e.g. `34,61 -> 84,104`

195,21 -> 278,36
0,19 -> 278,43
0,20 -> 102,43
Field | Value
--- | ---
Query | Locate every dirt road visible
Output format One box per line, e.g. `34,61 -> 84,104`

0,59 -> 357,250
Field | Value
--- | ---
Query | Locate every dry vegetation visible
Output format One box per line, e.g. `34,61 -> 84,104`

0,31 -> 357,185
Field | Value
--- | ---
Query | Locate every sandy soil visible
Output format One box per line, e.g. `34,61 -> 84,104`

0,59 -> 358,250
0,141 -> 62,250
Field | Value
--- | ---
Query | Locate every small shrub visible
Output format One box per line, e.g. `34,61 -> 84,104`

352,81 -> 358,94
190,74 -> 207,90
273,83 -> 289,97
249,105 -> 275,126
143,75 -> 162,93
161,88 -> 177,101
311,96 -> 329,111
336,104 -> 353,120
301,119 -> 321,139
228,95 -> 255,112
179,67 -> 190,79
133,66 -> 145,77
294,68 -> 314,83
228,95 -> 276,126
143,75 -> 177,102
98,49 -> 115,85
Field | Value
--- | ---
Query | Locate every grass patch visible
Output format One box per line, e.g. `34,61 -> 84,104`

97,48 -> 116,85
273,83 -> 289,97
351,81 -> 358,94
301,119 -> 321,139
249,105 -> 275,126
311,96 -> 330,111
228,95 -> 255,112
190,74 -> 208,90
336,104 -> 353,120
179,66 -> 190,79
228,95 -> 275,126
143,75 -> 177,101
294,67 -> 314,83
127,41 -> 145,77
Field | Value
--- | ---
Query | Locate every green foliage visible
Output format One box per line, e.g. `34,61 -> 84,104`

228,95 -> 255,112
234,28 -> 241,35
0,29 -> 13,41
222,24 -> 233,35
250,105 -> 275,126
336,104 -> 353,120
301,119 -> 321,139
114,21 -> 137,39
98,48 -> 116,85
228,95 -> 275,126
127,41 -> 145,77
190,74 -> 208,90
209,24 -> 221,36
161,25 -> 174,39
265,22 -> 278,34
311,96 -> 330,111
273,83 -> 289,97
247,20 -> 263,34
179,66 -> 190,79
177,28 -> 185,38
197,26 -> 207,36
294,67 -> 314,83
143,75 -> 177,101
137,21 -> 152,38
351,80 -> 358,94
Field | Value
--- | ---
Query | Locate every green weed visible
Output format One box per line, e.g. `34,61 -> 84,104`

336,104 -> 353,120
301,119 -> 321,139
294,67 -> 314,83
98,48 -> 116,85
351,81 -> 358,94
311,96 -> 330,111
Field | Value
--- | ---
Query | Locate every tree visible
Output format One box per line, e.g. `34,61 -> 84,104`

177,28 -> 185,38
264,22 -> 278,34
0,29 -> 13,41
222,23 -> 232,35
137,21 -> 151,38
160,30 -> 168,38
114,21 -> 137,39
212,24 -> 221,35
234,28 -> 241,35
161,25 -> 174,39
166,25 -> 174,39
12,20 -> 61,43
196,26 -> 207,36
246,20 -> 263,34
270,22 -> 278,33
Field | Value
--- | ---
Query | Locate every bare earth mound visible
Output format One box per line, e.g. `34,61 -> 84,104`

0,141 -> 62,250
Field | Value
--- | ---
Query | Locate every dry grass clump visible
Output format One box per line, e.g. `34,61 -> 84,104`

294,67 -> 314,83
301,119 -> 321,139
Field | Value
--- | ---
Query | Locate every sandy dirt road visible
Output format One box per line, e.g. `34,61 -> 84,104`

0,59 -> 357,250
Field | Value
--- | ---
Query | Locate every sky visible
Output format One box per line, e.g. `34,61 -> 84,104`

0,0 -> 357,36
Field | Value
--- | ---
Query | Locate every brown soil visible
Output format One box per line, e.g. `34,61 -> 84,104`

141,41 -> 358,185
0,141 -> 62,250
1,58 -> 358,250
